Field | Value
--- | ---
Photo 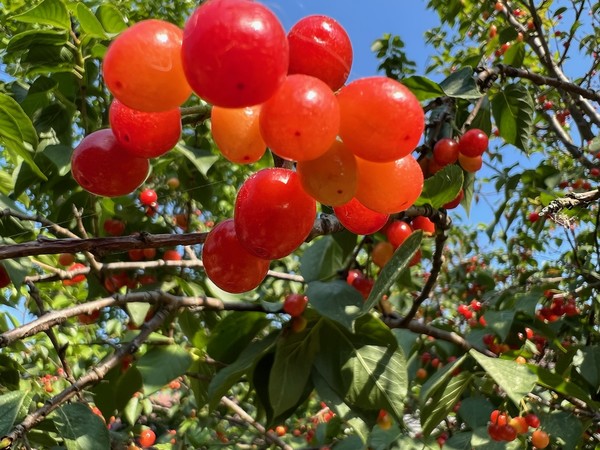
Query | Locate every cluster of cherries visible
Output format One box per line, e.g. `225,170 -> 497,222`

488,410 -> 549,448
65,0 -> 434,294
537,290 -> 580,322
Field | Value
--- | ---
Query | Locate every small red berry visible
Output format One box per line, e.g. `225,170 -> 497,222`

139,188 -> 158,206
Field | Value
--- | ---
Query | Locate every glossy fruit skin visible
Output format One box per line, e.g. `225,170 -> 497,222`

524,413 -> 540,428
139,189 -> 158,206
109,100 -> 181,158
202,219 -> 270,293
58,253 -> 75,266
0,265 -> 10,288
283,293 -> 308,317
355,155 -> 424,214
372,241 -> 394,268
235,168 -> 316,259
182,0 -> 288,107
260,74 -> 340,162
211,105 -> 266,164
458,129 -> 489,157
139,428 -> 156,448
103,20 -> 191,112
71,129 -> 149,197
337,77 -> 425,162
386,220 -> 413,249
531,430 -> 549,448
458,153 -> 483,172
411,216 -> 435,235
62,263 -> 87,286
333,197 -> 389,235
163,250 -> 182,261
103,218 -> 126,236
297,140 -> 357,206
433,138 -> 459,166
287,15 -> 352,91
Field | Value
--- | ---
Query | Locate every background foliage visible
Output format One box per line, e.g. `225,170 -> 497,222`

0,0 -> 600,449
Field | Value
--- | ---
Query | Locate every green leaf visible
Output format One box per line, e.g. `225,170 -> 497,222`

268,320 -> 321,418
364,231 -> 422,313
123,395 -> 142,427
481,310 -> 515,342
76,3 -> 107,38
136,346 -> 192,395
92,367 -> 143,419
503,41 -> 525,67
0,93 -> 38,149
41,144 -> 72,176
12,0 -> 70,30
314,317 -> 407,422
543,411 -> 584,450
414,164 -> 464,208
51,403 -> 110,450
439,67 -> 481,99
96,4 -> 127,33
461,170 -> 476,216
306,280 -> 363,331
189,359 -> 214,409
300,236 -> 343,282
206,312 -> 270,364
0,391 -> 27,436
470,350 -> 536,406
174,143 -> 219,177
421,371 -> 472,437
207,331 -> 279,409
532,365 -> 599,408
578,346 -> 600,391
457,397 -> 495,430
0,355 -> 22,390
402,76 -> 445,101
491,84 -> 534,151
469,96 -> 492,136
4,258 -> 32,290
7,29 -> 68,53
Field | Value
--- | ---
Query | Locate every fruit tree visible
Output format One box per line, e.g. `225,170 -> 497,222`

0,0 -> 599,448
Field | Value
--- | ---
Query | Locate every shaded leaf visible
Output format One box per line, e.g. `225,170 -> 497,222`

207,312 -> 270,364
470,350 -> 536,406
136,346 -> 192,395
402,76 -> 445,101
482,310 -> 515,342
578,346 -> 600,392
174,143 -> 219,177
7,29 -> 68,53
0,391 -> 27,435
300,235 -> 343,282
532,365 -> 599,408
207,332 -> 279,409
268,320 -> 321,418
306,280 -> 363,331
440,67 -> 481,99
503,41 -> 525,67
51,403 -> 110,450
415,164 -> 464,208
364,231 -> 422,313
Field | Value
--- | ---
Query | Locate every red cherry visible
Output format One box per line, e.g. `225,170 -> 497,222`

182,0 -> 288,107
287,15 -> 352,91
411,216 -> 435,236
458,129 -> 488,157
234,168 -> 316,260
528,211 -> 540,222
386,220 -> 413,249
202,219 -> 270,293
346,269 -> 363,285
58,253 -> 75,266
333,197 -> 389,235
259,74 -> 340,162
283,293 -> 309,317
524,413 -> 540,428
109,99 -> 181,158
531,430 -> 550,448
103,218 -> 126,236
352,276 -> 374,299
0,265 -> 11,288
78,309 -> 100,325
337,77 -> 424,162
62,263 -> 87,286
71,129 -> 149,197
103,20 -> 191,112
139,428 -> 156,448
128,249 -> 145,262
139,189 -> 158,206
433,138 -> 459,166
